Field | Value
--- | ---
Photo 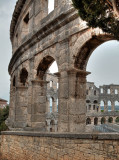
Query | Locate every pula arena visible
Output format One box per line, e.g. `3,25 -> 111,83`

39,72 -> 119,132
7,0 -> 117,133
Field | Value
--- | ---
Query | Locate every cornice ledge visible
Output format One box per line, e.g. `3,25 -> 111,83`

8,6 -> 78,74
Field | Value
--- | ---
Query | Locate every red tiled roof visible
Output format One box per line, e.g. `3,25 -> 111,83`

0,98 -> 8,102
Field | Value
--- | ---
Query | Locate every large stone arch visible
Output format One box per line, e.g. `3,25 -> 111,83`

20,68 -> 28,86
8,0 -> 119,133
73,29 -> 114,70
36,56 -> 56,79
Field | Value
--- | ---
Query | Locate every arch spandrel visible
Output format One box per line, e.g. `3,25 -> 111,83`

71,28 -> 114,70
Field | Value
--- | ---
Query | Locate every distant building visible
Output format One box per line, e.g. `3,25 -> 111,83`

0,98 -> 7,109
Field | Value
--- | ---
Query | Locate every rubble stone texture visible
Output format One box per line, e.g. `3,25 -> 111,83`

1,132 -> 119,160
7,0 -> 115,133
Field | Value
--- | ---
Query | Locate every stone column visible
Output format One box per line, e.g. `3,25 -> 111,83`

14,86 -> 28,128
98,117 -> 101,125
31,80 -> 47,132
98,103 -> 101,112
113,117 -> 116,124
105,117 -> 108,124
54,120 -> 58,132
46,96 -> 50,113
91,118 -> 94,125
111,101 -> 115,111
104,101 -> 108,112
58,68 -> 90,133
46,120 -> 51,132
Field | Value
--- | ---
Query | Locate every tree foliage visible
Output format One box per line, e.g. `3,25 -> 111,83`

0,106 -> 9,133
72,0 -> 119,39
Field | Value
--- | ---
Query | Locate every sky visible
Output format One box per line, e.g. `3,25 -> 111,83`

0,1 -> 119,102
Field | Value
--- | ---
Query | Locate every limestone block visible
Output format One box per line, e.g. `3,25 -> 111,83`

59,101 -> 68,115
69,99 -> 86,115
31,114 -> 46,122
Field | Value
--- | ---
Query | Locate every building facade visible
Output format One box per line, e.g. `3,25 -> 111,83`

0,98 -> 7,109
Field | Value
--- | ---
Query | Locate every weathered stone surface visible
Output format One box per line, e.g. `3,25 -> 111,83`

1,132 -> 119,160
8,0 -> 115,133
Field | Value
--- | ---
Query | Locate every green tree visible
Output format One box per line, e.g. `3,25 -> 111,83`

72,0 -> 119,39
0,106 -> 9,133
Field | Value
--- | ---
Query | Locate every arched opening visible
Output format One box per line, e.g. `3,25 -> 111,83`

50,98 -> 53,113
86,40 -> 119,88
107,89 -> 111,94
115,89 -> 118,94
94,100 -> 98,104
86,100 -> 90,103
94,117 -> 98,125
108,101 -> 111,112
108,117 -> 113,123
37,56 -> 55,80
37,56 -> 58,114
100,101 -> 104,112
94,90 -> 96,95
101,117 -> 106,124
20,68 -> 28,86
93,105 -> 95,110
86,118 -> 91,125
48,0 -> 54,14
101,88 -> 103,94
57,83 -> 59,89
50,81 -> 53,87
57,99 -> 58,112
115,117 -> 119,123
115,101 -> 119,111
21,12 -> 29,39
75,35 -> 114,70
86,100 -> 91,111
50,120 -> 55,125
13,76 -> 16,87
96,106 -> 99,112
86,90 -> 88,95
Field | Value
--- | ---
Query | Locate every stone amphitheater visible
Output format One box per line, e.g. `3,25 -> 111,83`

41,73 -> 119,132
1,0 -> 119,159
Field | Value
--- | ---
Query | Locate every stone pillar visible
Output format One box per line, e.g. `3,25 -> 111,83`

86,105 -> 89,112
104,101 -> 108,112
55,0 -> 71,6
58,68 -> 90,133
31,80 -> 47,131
46,96 -> 50,113
14,86 -> 28,128
111,101 -> 115,111
105,117 -> 108,124
113,117 -> 116,124
34,0 -> 48,25
99,103 -> 101,112
54,120 -> 58,132
91,118 -> 94,125
98,117 -> 101,125
46,120 -> 51,132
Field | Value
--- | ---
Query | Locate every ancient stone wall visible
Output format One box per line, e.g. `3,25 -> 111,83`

1,132 -> 119,160
86,83 -> 119,126
8,0 -> 115,133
